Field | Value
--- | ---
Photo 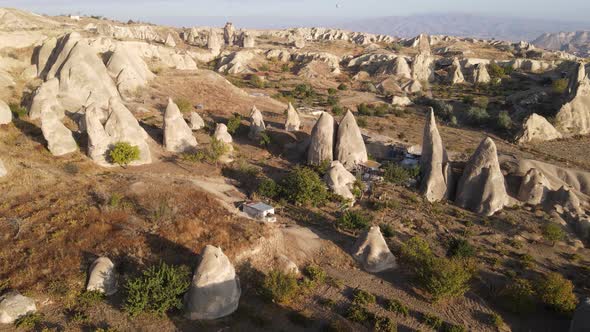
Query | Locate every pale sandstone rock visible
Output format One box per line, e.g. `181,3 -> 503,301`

0,292 -> 36,324
517,168 -> 551,205
41,109 -> 78,156
86,257 -> 117,295
473,63 -> 491,84
164,98 -> 198,153
285,103 -> 301,132
308,112 -> 334,165
420,109 -> 451,202
164,33 -> 176,48
184,245 -> 241,320
391,96 -> 412,107
391,56 -> 412,79
104,97 -> 151,165
0,100 -> 11,124
448,57 -> 465,84
248,106 -> 266,139
275,255 -> 300,276
224,22 -> 235,46
412,52 -> 434,82
85,105 -> 112,166
189,112 -> 205,130
517,113 -> 562,144
207,29 -> 222,52
106,46 -> 155,96
36,37 -> 57,78
555,64 -> 590,135
29,78 -> 63,120
325,160 -> 357,202
401,79 -> 423,94
0,159 -> 6,177
335,110 -> 368,170
353,226 -> 397,273
455,137 -> 508,216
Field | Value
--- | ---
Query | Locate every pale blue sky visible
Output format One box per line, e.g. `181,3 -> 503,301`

2,0 -> 590,22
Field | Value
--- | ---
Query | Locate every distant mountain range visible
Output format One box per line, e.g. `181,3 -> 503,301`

149,13 -> 590,42
532,31 -> 590,57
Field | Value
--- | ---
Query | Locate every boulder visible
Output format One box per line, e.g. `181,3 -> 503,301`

241,33 -> 255,48
285,103 -> 301,132
448,58 -> 465,84
570,298 -> 590,332
420,109 -> 451,202
106,46 -> 155,96
335,110 -> 368,170
40,109 -> 78,156
391,96 -> 412,107
248,106 -> 266,139
516,113 -> 562,144
353,226 -> 397,273
414,33 -> 431,55
412,52 -> 434,82
223,22 -> 235,46
85,105 -> 112,166
29,78 -> 63,120
213,123 -> 233,144
207,29 -> 222,52
184,245 -> 241,320
36,37 -> 57,78
0,100 -> 11,124
86,257 -> 117,295
555,66 -> 590,135
472,63 -> 491,84
164,98 -> 198,153
104,97 -> 151,165
325,160 -> 357,202
0,292 -> 36,324
455,137 -> 509,216
545,186 -> 581,213
391,56 -> 412,79
0,159 -> 6,177
165,33 -> 176,48
275,254 -> 300,276
189,112 -> 205,130
308,112 -> 334,165
517,168 -> 550,205
401,79 -> 422,94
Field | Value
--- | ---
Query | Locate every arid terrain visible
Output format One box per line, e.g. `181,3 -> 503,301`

1,7 -> 590,332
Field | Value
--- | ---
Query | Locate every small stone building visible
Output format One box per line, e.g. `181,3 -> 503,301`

242,202 -> 276,223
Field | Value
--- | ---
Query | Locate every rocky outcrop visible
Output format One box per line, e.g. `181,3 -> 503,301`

325,161 -> 357,202
570,298 -> 590,332
545,186 -> 581,213
391,56 -> 412,79
472,63 -> 491,84
455,137 -> 509,216
85,105 -> 112,166
189,112 -> 205,130
412,52 -> 434,82
391,96 -> 412,107
184,245 -> 241,320
248,106 -> 266,139
0,100 -> 11,124
106,46 -> 155,96
104,97 -> 151,165
164,98 -> 198,153
448,58 -> 465,84
41,109 -> 78,156
240,32 -> 256,48
29,78 -> 62,120
86,257 -> 117,295
216,50 -> 258,74
353,226 -> 397,273
401,79 -> 423,94
420,109 -> 451,202
224,22 -> 235,46
275,255 -> 300,275
517,168 -> 551,205
285,103 -> 301,132
164,33 -> 176,48
335,110 -> 368,170
308,112 -> 335,165
207,29 -> 222,52
36,37 -> 56,78
555,63 -> 590,135
0,292 -> 36,324
0,159 -> 6,177
516,113 -> 562,144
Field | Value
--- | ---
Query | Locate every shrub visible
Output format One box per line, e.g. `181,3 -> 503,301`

464,107 -> 490,126
536,273 -> 577,313
385,299 -> 409,317
14,313 -> 43,330
357,103 -> 372,116
443,323 -> 467,332
109,142 -> 140,167
303,265 -> 327,284
400,236 -> 432,265
337,83 -> 348,91
374,316 -> 397,332
462,95 -> 474,105
293,84 -> 317,99
346,304 -> 373,323
495,111 -> 513,131
124,262 -> 191,317
352,289 -> 376,306
332,105 -> 344,116
260,270 -> 299,304
447,238 -> 477,258
383,163 -> 419,185
250,74 -> 266,88
336,210 -> 371,232
258,131 -> 271,146
174,98 -> 193,113
258,64 -> 270,72
182,138 -> 228,163
257,178 -> 279,199
499,278 -> 535,314
327,87 -> 338,95
327,95 -> 339,107
380,223 -> 394,238
422,313 -> 443,329
357,118 -> 368,128
76,290 -> 105,308
542,223 -> 565,245
487,63 -> 505,79
552,78 -> 568,94
280,167 -> 328,206
281,63 -> 291,72
226,113 -> 243,134
9,103 -> 27,118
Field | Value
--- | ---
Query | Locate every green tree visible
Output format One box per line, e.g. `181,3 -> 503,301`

280,166 -> 328,206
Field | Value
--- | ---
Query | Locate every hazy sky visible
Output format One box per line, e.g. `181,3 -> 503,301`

2,0 -> 590,22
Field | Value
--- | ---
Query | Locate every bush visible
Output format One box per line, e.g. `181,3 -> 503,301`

337,83 -> 348,91
281,63 -> 291,72
552,78 -> 568,94
336,210 -> 371,232
464,107 -> 490,126
303,265 -> 327,284
260,270 -> 299,304
182,138 -> 229,164
443,323 -> 467,332
124,262 -> 191,317
422,313 -> 444,329
280,167 -> 328,206
293,84 -> 317,99
374,316 -> 397,332
250,74 -> 266,88
400,236 -> 432,265
257,178 -> 279,199
174,98 -> 193,113
327,87 -> 338,95
226,113 -> 242,134
346,304 -> 373,323
380,223 -> 394,238
487,63 -> 505,79
14,313 -> 43,330
352,289 -> 376,306
258,131 -> 271,146
542,223 -> 565,245
332,105 -> 344,116
109,142 -> 141,167
9,103 -> 27,118
536,273 -> 577,313
357,118 -> 368,128
495,111 -> 513,131
447,238 -> 477,258
499,278 -> 535,314
462,95 -> 475,105
327,95 -> 339,107
383,163 -> 419,185
385,299 -> 409,316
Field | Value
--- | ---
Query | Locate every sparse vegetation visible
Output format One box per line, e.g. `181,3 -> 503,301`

336,210 -> 371,232
464,107 -> 490,126
422,313 -> 444,329
337,83 -> 348,91
14,313 -> 44,330
124,262 -> 191,317
383,163 -> 420,185
260,270 -> 300,304
552,78 -> 568,94
226,113 -> 243,134
385,299 -> 409,317
9,103 -> 27,118
499,278 -> 536,314
447,238 -> 477,258
174,98 -> 193,113
109,142 -> 141,167
352,289 -> 376,306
